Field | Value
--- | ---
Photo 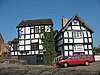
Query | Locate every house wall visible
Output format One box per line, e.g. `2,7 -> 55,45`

55,19 -> 93,57
11,25 -> 51,56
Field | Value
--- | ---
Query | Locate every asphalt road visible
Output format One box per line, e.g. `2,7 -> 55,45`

0,62 -> 100,75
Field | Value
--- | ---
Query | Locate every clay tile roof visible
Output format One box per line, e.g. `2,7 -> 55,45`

16,18 -> 53,28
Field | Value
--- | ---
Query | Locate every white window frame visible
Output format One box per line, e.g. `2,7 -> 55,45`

73,31 -> 83,39
74,44 -> 84,52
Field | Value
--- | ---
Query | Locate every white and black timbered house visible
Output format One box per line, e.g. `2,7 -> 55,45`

55,14 -> 94,58
11,18 -> 53,64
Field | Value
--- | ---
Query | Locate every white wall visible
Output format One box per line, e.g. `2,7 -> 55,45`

72,26 -> 80,30
83,31 -> 87,37
94,55 -> 100,61
25,27 -> 30,34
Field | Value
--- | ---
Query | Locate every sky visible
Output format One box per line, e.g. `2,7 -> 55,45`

0,0 -> 100,47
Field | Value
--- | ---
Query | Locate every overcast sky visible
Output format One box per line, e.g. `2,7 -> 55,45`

0,0 -> 100,47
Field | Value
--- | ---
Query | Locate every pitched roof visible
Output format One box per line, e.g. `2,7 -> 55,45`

11,38 -> 18,43
0,33 -> 4,44
16,18 -> 53,28
61,13 -> 94,33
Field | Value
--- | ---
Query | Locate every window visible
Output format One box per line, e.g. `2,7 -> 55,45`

41,26 -> 45,33
73,32 -> 83,38
31,43 -> 39,51
79,56 -> 84,59
74,44 -> 84,52
72,20 -> 79,25
35,27 -> 39,33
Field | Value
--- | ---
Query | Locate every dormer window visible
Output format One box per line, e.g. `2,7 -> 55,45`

72,20 -> 79,25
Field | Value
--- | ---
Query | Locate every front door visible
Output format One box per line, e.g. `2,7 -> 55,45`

36,55 -> 43,65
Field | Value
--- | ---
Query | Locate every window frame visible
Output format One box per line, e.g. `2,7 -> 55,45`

73,31 -> 83,39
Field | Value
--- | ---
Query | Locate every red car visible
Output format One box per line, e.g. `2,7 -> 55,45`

56,55 -> 94,67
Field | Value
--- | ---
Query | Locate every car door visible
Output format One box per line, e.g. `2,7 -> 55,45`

76,55 -> 84,65
68,56 -> 78,65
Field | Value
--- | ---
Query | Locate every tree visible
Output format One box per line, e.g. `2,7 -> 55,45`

41,27 -> 56,65
93,47 -> 100,55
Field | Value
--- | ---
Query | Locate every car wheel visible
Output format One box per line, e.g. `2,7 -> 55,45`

63,63 -> 68,67
85,61 -> 89,66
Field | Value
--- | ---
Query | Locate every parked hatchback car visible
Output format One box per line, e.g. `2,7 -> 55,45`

56,54 -> 94,67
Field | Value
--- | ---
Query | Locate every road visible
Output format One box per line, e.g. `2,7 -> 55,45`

0,62 -> 100,75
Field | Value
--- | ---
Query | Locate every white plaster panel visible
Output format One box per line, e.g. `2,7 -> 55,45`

67,26 -> 71,30
69,45 -> 73,50
64,39 -> 68,43
15,52 -> 17,55
35,34 -> 39,38
31,34 -> 34,39
69,51 -> 73,56
20,28 -> 25,34
32,39 -> 38,43
31,29 -> 34,33
11,48 -> 13,51
68,31 -> 72,37
25,45 -> 30,50
81,26 -> 86,30
89,50 -> 92,55
40,34 -> 44,38
69,39 -> 73,43
25,40 -> 30,44
83,31 -> 87,37
87,31 -> 91,37
85,51 -> 88,55
19,40 -> 24,45
39,39 -> 43,44
32,51 -> 34,54
39,45 -> 43,49
40,52 -> 43,54
88,45 -> 92,49
64,51 -> 68,56
84,45 -> 87,49
64,31 -> 68,37
89,38 -> 92,42
45,26 -> 51,32
28,51 -> 31,55
25,27 -> 30,34
74,39 -> 83,43
25,35 -> 30,39
84,38 -> 88,43
19,46 -> 24,50
11,52 -> 14,55
72,26 -> 80,30
35,50 -> 39,54
20,35 -> 24,39
22,53 -> 26,55
64,46 -> 68,50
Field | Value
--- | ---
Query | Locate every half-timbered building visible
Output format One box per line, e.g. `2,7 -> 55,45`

11,18 -> 53,64
55,14 -> 94,58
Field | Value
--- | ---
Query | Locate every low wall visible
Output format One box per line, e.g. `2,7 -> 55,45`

94,55 -> 100,61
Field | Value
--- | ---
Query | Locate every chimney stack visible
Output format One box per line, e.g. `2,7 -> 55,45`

62,16 -> 68,27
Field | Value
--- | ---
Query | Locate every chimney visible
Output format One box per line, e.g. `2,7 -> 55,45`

62,16 -> 68,27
